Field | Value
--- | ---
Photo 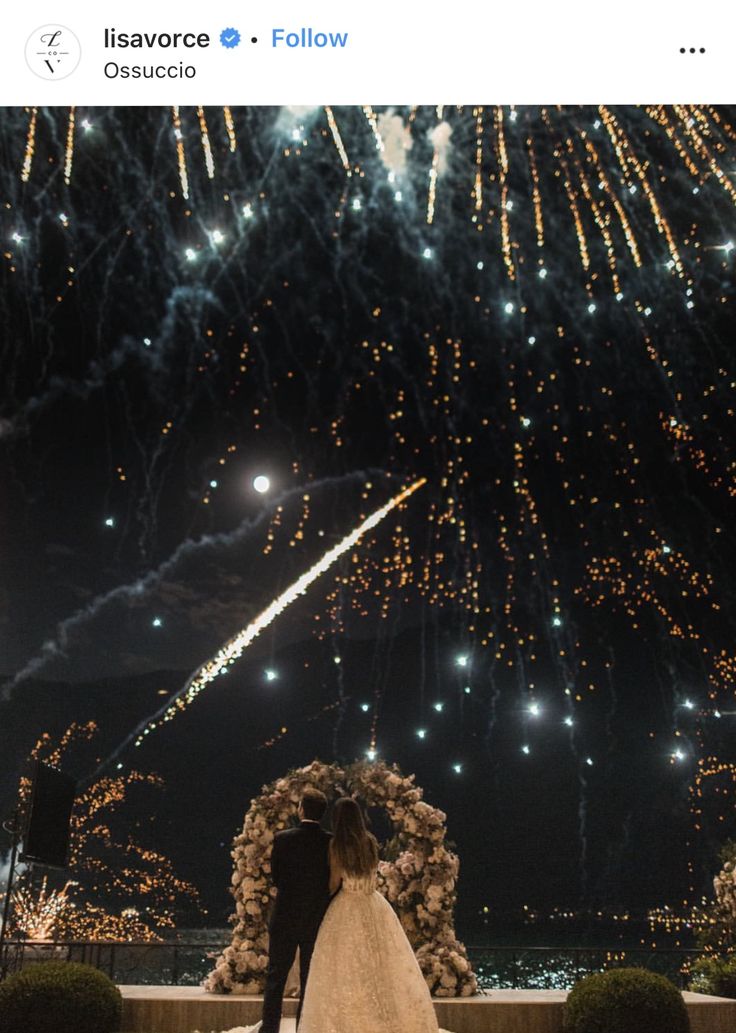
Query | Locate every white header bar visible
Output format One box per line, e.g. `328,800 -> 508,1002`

2,0 -> 734,104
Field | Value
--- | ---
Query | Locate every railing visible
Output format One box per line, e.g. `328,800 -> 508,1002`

1,940 -> 700,990
1,940 -> 225,986
466,945 -> 701,990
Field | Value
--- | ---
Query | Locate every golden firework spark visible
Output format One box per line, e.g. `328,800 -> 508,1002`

18,723 -> 201,941
325,106 -> 351,173
427,147 -> 440,225
223,106 -> 237,152
21,107 -> 37,183
12,877 -> 76,940
63,107 -> 76,185
496,107 -> 516,280
362,105 -> 384,152
197,106 -> 215,179
171,106 -> 190,199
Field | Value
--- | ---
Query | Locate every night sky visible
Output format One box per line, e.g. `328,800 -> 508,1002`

1,106 -> 735,932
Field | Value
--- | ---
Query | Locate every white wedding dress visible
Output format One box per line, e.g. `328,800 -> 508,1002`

297,870 -> 450,1033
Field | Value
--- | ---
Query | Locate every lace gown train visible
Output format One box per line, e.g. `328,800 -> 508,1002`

297,873 -> 451,1033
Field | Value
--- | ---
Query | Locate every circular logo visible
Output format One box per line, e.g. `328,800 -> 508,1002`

25,25 -> 81,80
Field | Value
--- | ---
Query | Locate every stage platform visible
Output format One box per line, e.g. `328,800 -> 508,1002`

119,984 -> 736,1033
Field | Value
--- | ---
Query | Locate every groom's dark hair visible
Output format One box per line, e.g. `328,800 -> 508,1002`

301,787 -> 328,821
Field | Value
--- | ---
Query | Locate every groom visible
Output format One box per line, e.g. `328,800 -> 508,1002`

260,787 -> 332,1033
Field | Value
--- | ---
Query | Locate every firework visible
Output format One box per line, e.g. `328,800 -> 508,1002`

98,477 -> 427,766
15,724 -> 201,940
11,877 -> 75,940
2,105 -> 736,910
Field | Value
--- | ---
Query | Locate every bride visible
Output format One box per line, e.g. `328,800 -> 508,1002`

297,796 -> 451,1033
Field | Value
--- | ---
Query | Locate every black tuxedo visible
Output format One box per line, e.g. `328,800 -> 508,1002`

261,820 -> 332,1033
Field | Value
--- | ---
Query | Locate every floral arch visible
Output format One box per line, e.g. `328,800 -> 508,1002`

206,759 -> 477,997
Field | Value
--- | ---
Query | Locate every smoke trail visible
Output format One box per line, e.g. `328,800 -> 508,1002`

426,121 -> 453,223
0,286 -> 217,442
1,470 -> 389,702
378,112 -> 413,175
92,477 -> 427,779
428,121 -> 453,175
276,106 -> 320,135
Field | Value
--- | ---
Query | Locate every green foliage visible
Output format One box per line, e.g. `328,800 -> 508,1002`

697,841 -> 736,952
718,840 -> 736,867
690,954 -> 736,999
695,916 -> 733,953
0,960 -> 122,1033
563,966 -> 690,1033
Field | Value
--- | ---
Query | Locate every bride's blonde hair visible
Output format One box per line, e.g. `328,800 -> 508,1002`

330,797 -> 378,876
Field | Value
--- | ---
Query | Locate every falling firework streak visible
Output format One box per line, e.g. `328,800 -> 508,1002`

362,105 -> 384,152
96,478 -> 426,774
222,106 -> 237,152
21,107 -> 37,183
324,106 -> 351,173
426,147 -> 440,225
496,107 -> 516,281
197,106 -> 216,180
64,107 -> 76,185
138,476 -> 426,739
472,106 -> 484,213
171,105 -> 189,199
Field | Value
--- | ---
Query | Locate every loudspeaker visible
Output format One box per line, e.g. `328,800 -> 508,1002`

22,761 -> 77,868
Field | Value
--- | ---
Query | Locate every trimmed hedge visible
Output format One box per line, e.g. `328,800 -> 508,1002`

0,960 -> 122,1033
690,954 -> 736,998
563,966 -> 690,1033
